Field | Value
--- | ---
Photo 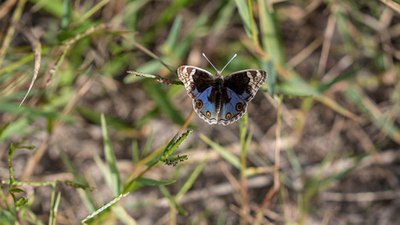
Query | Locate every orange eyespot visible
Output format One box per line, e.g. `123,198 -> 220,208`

225,112 -> 232,120
206,111 -> 211,118
235,103 -> 243,111
196,100 -> 203,109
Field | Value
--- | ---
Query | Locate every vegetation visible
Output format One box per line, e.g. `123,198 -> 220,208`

0,0 -> 399,224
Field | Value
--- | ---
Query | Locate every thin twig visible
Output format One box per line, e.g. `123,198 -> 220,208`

126,71 -> 182,85
127,38 -> 176,74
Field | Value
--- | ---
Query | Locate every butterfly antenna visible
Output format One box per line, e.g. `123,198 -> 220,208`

202,53 -> 237,75
202,53 -> 219,73
220,53 -> 237,73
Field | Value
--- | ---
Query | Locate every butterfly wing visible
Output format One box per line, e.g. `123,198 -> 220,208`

218,70 -> 266,125
177,66 -> 219,124
223,69 -> 267,101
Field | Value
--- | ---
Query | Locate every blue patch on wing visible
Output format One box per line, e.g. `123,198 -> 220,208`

193,87 -> 218,124
218,88 -> 247,125
190,86 -> 201,98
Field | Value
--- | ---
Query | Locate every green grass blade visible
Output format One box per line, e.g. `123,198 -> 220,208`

48,190 -> 61,225
123,130 -> 191,193
137,177 -> 176,186
131,141 -> 139,163
258,0 -> 285,64
200,134 -> 240,168
61,0 -> 71,28
161,16 -> 182,55
176,159 -> 208,200
112,206 -> 138,225
159,186 -> 187,215
0,119 -> 29,142
143,80 -> 185,125
344,86 -> 400,144
234,0 -> 252,36
211,1 -> 235,34
30,0 -> 64,18
76,106 -> 134,130
101,114 -> 122,195
161,130 -> 192,160
77,0 -> 110,24
263,59 -> 276,96
81,192 -> 129,224
61,152 -> 96,212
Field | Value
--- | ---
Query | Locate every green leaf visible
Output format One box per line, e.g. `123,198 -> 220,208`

9,188 -> 25,193
161,130 -> 192,160
15,197 -> 28,207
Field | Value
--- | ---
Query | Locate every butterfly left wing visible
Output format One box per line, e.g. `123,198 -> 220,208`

218,70 -> 266,125
177,66 -> 214,98
177,66 -> 219,124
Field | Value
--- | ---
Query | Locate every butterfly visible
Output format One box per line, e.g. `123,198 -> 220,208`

177,54 -> 267,125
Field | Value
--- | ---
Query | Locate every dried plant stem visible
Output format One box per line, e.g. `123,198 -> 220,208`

19,29 -> 41,106
0,0 -> 27,67
255,96 -> 282,224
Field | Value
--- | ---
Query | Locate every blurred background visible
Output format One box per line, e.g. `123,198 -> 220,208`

0,0 -> 399,224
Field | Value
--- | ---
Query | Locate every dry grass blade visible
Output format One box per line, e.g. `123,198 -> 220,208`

255,96 -> 282,225
0,0 -> 27,66
318,12 -> 336,76
322,189 -> 400,202
125,37 -> 176,73
305,149 -> 400,180
288,37 -> 323,68
156,176 -> 272,207
41,24 -> 106,89
380,0 -> 400,14
0,0 -> 17,19
19,29 -> 41,106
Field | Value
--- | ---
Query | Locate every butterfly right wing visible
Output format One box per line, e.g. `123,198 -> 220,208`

223,69 -> 266,101
218,69 -> 267,125
177,66 -> 219,124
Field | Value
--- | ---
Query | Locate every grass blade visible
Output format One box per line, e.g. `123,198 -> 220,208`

200,134 -> 240,168
101,114 -> 122,195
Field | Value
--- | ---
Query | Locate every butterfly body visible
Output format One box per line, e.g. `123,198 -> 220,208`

178,65 -> 266,125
